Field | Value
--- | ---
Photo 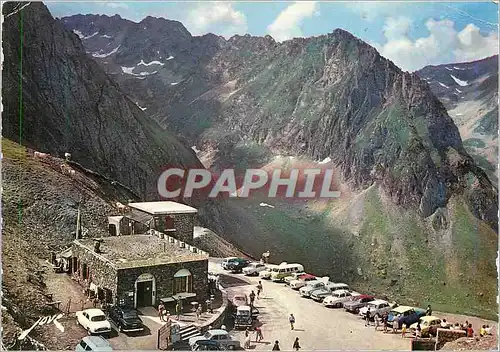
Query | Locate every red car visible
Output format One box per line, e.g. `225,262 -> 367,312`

343,294 -> 375,313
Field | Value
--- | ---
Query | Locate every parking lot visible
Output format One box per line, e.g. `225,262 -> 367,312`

210,259 -> 411,350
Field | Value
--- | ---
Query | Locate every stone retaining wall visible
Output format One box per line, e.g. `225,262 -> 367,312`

411,338 -> 436,351
198,289 -> 229,333
435,328 -> 467,350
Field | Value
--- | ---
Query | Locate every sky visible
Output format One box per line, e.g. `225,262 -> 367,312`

46,1 -> 499,71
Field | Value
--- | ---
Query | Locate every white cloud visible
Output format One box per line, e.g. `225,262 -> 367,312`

267,1 -> 319,42
185,2 -> 247,38
373,17 -> 499,71
106,3 -> 129,10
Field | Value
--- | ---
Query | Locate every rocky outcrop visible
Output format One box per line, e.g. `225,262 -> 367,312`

61,15 -> 498,229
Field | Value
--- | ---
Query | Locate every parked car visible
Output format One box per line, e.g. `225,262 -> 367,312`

299,280 -> 328,297
221,257 -> 239,270
228,259 -> 250,273
191,340 -> 225,351
188,329 -> 240,350
242,262 -> 267,276
283,272 -> 306,285
387,306 -> 427,327
310,282 -> 349,302
358,300 -> 392,319
230,294 -> 248,308
343,295 -> 375,313
290,274 -> 318,290
409,316 -> 442,337
107,306 -> 144,333
233,305 -> 254,329
259,264 -> 279,280
76,309 -> 112,335
322,289 -> 353,308
75,336 -> 112,352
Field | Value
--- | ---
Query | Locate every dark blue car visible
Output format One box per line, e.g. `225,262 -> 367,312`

387,306 -> 426,327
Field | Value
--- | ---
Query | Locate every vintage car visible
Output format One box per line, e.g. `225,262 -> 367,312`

270,263 -> 304,282
299,280 -> 329,298
358,300 -> 392,319
409,316 -> 442,337
283,272 -> 307,285
387,306 -> 427,327
343,295 -> 375,313
310,282 -> 349,302
221,257 -> 239,270
233,305 -> 256,329
289,274 -> 319,290
322,289 -> 353,308
259,264 -> 279,280
189,329 -> 240,350
230,294 -> 248,309
228,259 -> 251,273
75,336 -> 112,351
191,340 -> 225,351
76,308 -> 112,335
107,306 -> 144,333
242,262 -> 267,276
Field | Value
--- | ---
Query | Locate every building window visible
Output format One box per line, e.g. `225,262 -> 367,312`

173,269 -> 192,294
165,216 -> 174,230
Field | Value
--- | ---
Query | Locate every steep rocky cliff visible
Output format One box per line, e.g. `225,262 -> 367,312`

417,56 -> 498,185
2,2 -> 203,200
63,14 -> 497,230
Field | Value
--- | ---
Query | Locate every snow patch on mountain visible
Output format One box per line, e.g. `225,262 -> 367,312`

92,46 -> 120,58
438,82 -> 449,89
137,60 -> 164,66
450,75 -> 468,87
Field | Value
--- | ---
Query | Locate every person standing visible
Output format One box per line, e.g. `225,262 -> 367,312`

383,313 -> 389,333
365,307 -> 371,327
374,313 -> 381,331
393,315 -> 400,333
272,340 -> 280,351
255,326 -> 264,342
466,324 -> 474,337
293,337 -> 301,351
289,314 -> 296,330
249,291 -> 256,307
244,333 -> 251,349
401,322 -> 407,338
257,281 -> 263,299
196,305 -> 202,320
158,302 -> 165,322
426,305 -> 432,316
175,301 -> 181,320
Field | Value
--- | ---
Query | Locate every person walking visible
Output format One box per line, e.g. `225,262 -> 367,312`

158,302 -> 165,322
249,290 -> 256,307
365,307 -> 371,327
383,313 -> 388,333
293,337 -> 301,351
256,281 -> 263,299
272,340 -> 280,351
426,305 -> 432,316
289,314 -> 296,330
255,326 -> 264,342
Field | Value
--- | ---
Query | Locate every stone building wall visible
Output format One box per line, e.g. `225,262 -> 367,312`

116,258 -> 208,308
172,213 -> 195,244
71,242 -> 118,298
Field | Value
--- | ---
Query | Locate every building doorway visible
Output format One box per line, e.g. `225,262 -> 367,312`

135,273 -> 156,308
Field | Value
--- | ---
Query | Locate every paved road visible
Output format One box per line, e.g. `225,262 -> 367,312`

210,259 -> 411,350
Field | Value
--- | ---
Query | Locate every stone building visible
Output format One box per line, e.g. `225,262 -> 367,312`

71,201 -> 209,309
108,201 -> 197,243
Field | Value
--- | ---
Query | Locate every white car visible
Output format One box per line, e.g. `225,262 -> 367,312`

290,276 -> 319,290
283,272 -> 306,285
76,308 -> 112,335
259,265 -> 279,280
243,262 -> 267,276
322,289 -> 353,308
188,329 -> 241,349
358,299 -> 392,318
221,257 -> 238,270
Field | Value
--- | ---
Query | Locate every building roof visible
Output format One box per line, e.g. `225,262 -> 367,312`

128,201 -> 197,215
74,235 -> 208,269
